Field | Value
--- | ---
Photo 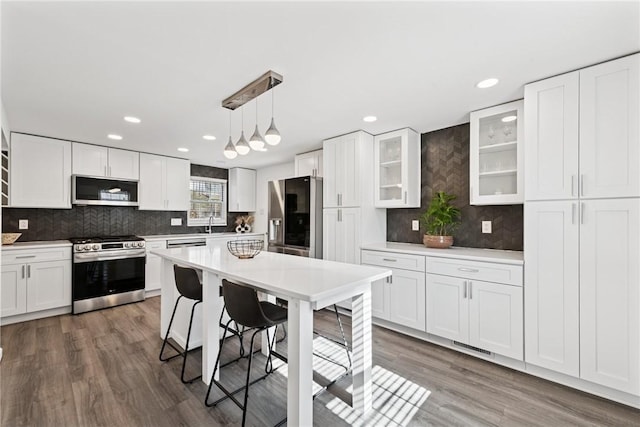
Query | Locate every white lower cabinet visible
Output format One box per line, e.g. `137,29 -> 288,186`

145,239 -> 167,292
425,255 -> 524,360
1,247 -> 72,320
525,198 -> 640,396
1,264 -> 27,317
362,250 -> 426,331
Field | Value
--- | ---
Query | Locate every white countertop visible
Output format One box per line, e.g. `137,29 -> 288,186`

1,240 -> 73,250
142,232 -> 265,241
151,246 -> 391,305
361,242 -> 524,265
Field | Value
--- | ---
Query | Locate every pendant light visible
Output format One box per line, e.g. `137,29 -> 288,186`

235,106 -> 250,156
249,98 -> 265,151
264,86 -> 281,146
223,111 -> 238,159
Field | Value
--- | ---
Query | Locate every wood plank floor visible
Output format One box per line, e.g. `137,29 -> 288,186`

1,297 -> 638,426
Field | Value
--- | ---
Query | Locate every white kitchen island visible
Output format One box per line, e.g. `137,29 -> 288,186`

151,245 -> 391,426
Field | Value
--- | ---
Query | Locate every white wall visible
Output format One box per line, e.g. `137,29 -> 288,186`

253,161 -> 295,234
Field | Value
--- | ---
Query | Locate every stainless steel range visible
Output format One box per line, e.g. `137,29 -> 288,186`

70,235 -> 146,314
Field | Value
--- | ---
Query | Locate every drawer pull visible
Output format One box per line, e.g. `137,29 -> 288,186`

382,258 -> 397,262
458,267 -> 479,273
16,255 -> 36,259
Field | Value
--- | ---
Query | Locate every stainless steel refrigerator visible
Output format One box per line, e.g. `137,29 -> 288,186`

268,176 -> 323,258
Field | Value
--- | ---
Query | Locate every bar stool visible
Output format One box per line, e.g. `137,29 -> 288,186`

159,265 -> 203,384
205,279 -> 287,427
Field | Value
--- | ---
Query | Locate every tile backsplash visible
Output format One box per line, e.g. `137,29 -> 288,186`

386,123 -> 523,251
2,164 -> 247,241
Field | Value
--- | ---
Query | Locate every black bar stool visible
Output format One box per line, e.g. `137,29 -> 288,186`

159,265 -> 203,383
205,279 -> 287,427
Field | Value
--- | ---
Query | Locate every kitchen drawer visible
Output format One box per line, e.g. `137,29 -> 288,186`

361,250 -> 425,272
2,247 -> 71,265
145,240 -> 166,250
426,257 -> 522,286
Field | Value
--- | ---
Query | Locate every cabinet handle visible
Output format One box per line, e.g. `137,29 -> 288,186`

458,267 -> 479,273
469,281 -> 473,299
571,175 -> 576,197
404,191 -> 407,204
21,265 -> 25,279
580,175 -> 585,197
581,202 -> 585,225
16,255 -> 36,259
27,265 -> 31,278
338,209 -> 342,222
382,258 -> 397,262
463,280 -> 467,299
572,203 -> 576,225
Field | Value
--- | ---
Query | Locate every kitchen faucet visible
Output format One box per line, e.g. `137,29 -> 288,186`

206,215 -> 213,234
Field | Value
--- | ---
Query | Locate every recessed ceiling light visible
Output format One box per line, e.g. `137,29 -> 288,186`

501,115 -> 517,122
124,116 -> 141,123
476,78 -> 499,89
203,135 -> 216,141
363,116 -> 377,123
107,134 -> 123,140
177,147 -> 189,152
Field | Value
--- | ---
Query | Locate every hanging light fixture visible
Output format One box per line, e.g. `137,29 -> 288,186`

235,106 -> 250,156
264,85 -> 281,146
221,70 -> 282,156
249,98 -> 265,151
223,110 -> 237,159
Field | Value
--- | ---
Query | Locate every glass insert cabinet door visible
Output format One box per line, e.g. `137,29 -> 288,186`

469,99 -> 524,205
374,128 -> 421,208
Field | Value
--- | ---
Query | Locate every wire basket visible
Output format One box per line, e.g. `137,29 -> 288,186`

2,233 -> 22,245
227,239 -> 264,259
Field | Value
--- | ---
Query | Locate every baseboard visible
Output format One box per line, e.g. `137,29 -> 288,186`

0,306 -> 72,326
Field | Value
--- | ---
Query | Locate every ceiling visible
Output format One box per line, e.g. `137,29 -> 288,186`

2,1 -> 639,169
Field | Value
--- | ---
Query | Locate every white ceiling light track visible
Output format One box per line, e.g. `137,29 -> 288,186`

222,70 -> 283,159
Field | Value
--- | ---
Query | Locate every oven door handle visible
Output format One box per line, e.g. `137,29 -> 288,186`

74,251 -> 146,263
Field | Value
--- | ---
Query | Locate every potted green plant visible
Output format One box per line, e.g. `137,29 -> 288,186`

419,191 -> 461,249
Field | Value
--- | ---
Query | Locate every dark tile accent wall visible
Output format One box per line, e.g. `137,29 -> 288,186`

387,123 -> 523,251
2,164 -> 247,241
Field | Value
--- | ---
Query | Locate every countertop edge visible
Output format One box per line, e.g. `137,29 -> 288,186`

361,242 -> 524,265
142,232 -> 266,241
2,240 -> 73,250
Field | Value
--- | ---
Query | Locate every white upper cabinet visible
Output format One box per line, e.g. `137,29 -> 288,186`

294,149 -> 323,178
139,153 -> 189,211
323,132 -> 363,208
579,55 -> 639,199
525,54 -> 639,201
10,133 -> 71,208
374,128 -> 421,208
72,143 -> 139,180
228,168 -> 256,212
524,72 -> 579,201
470,100 -> 524,205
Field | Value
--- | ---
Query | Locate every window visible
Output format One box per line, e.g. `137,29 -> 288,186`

188,177 -> 227,227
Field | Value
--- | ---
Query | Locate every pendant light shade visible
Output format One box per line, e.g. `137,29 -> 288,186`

264,117 -> 281,146
235,131 -> 250,155
249,124 -> 265,150
223,136 -> 238,159
235,106 -> 250,155
265,87 -> 281,145
249,99 -> 265,150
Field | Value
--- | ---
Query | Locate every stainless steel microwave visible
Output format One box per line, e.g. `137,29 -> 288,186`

72,175 -> 139,206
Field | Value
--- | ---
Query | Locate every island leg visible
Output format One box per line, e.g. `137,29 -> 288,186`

159,258 -> 175,339
287,298 -> 314,426
352,288 -> 373,414
202,271 -> 222,384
